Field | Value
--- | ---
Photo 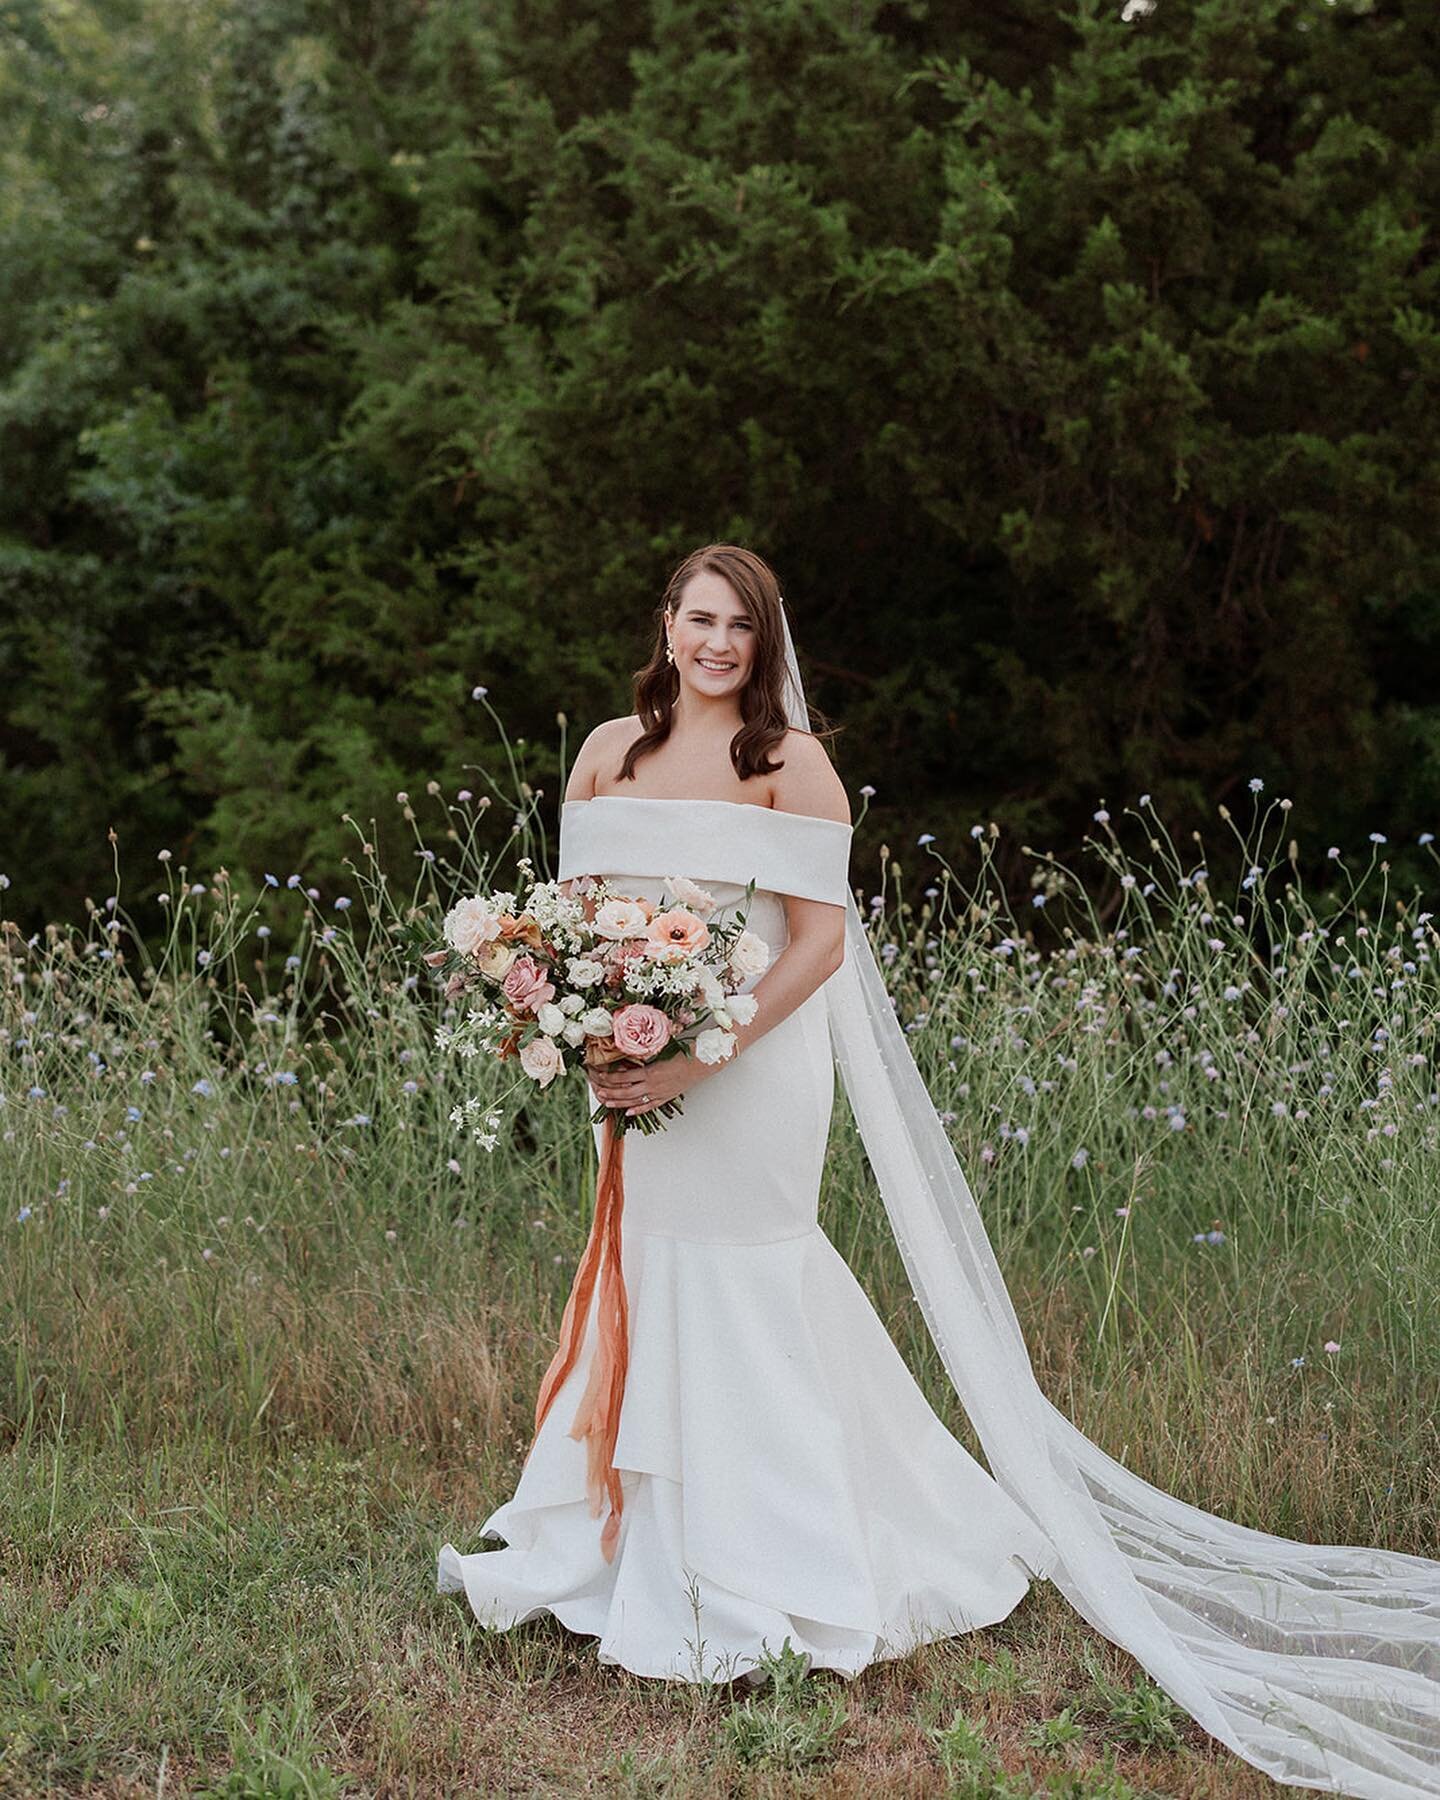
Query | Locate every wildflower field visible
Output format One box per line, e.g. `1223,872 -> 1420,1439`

2,747 -> 1436,1797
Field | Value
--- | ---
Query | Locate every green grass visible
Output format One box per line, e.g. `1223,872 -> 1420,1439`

2,743 -> 1436,1793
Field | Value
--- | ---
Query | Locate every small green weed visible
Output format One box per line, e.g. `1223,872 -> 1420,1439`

194,1759 -> 343,1800
928,1709 -> 1016,1796
1077,1647 -> 1185,1750
1024,1704 -> 1085,1756
957,1645 -> 1042,1700
719,1639 -> 848,1770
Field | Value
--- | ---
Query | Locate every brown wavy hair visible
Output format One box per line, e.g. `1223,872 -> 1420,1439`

615,544 -> 840,786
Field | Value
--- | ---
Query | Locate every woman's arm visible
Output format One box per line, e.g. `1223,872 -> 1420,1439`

695,730 -> 851,1061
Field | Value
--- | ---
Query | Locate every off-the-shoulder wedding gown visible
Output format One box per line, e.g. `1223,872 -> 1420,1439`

437,795 -> 1054,1682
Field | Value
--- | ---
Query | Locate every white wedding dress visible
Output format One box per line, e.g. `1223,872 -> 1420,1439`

437,794 -> 1055,1682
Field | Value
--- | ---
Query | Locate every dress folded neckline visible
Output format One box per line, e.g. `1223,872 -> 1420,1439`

566,794 -> 853,831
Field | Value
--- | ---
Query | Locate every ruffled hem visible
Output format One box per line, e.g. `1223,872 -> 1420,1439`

437,1224 -> 1055,1683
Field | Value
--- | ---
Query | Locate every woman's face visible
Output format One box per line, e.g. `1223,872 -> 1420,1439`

666,571 -> 757,699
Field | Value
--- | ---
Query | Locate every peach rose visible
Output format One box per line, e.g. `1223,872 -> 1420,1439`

476,939 -> 519,978
501,953 -> 555,1015
611,1004 -> 672,1061
643,908 -> 711,962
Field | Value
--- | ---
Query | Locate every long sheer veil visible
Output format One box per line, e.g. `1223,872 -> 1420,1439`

777,601 -> 1440,1799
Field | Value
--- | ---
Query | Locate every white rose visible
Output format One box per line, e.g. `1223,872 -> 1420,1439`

536,1001 -> 566,1036
665,874 -> 717,916
559,993 -> 586,1015
519,1036 -> 564,1086
692,968 -> 726,1010
562,1020 -> 588,1048
694,1027 -> 737,1066
592,897 -> 650,940
580,1007 -> 614,1037
712,1007 -> 732,1028
444,896 -> 502,956
727,992 -> 758,1025
567,956 -> 606,987
728,930 -> 770,980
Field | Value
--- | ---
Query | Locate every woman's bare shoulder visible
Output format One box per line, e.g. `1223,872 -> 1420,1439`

565,716 -> 644,801
773,729 -> 851,827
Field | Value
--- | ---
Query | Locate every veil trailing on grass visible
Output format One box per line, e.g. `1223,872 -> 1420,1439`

778,602 -> 1440,1799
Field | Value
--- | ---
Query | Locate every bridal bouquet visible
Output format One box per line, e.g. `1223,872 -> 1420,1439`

426,859 -> 769,1140
427,860 -> 773,1562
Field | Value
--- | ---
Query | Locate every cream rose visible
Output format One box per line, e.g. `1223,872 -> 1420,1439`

519,1035 -> 564,1086
728,929 -> 770,981
664,875 -> 717,916
592,897 -> 651,940
535,1001 -> 566,1036
475,938 -> 519,978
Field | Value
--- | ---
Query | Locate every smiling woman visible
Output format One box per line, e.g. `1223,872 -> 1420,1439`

438,546 -> 1052,1679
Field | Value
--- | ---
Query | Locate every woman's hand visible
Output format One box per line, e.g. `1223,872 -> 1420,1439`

588,1052 -> 713,1118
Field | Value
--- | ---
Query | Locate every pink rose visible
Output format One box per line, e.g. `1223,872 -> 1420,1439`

611,1004 -> 671,1061
502,953 -> 555,1015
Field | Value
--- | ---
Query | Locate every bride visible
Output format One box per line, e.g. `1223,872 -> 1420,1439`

439,545 -> 1440,1798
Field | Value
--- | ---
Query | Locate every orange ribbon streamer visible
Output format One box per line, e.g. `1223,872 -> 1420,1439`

528,1109 -> 631,1563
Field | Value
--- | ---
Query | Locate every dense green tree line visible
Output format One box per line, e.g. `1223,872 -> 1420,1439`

2,0 -> 1438,931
